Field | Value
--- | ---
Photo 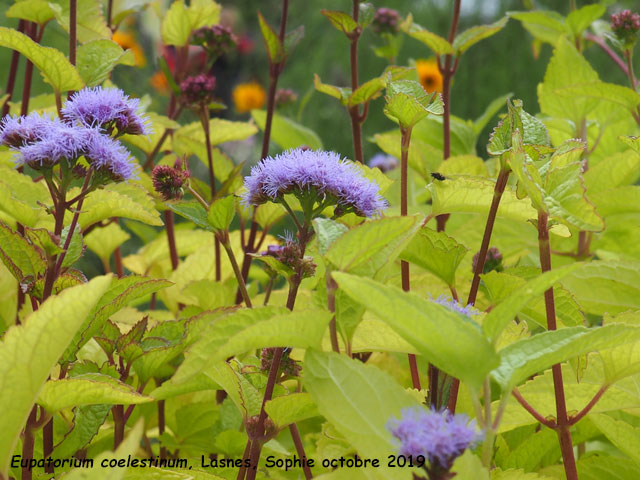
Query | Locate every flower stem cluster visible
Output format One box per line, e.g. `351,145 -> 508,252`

611,10 -> 640,50
388,407 -> 483,478
262,239 -> 316,280
243,148 -> 387,220
0,87 -> 145,183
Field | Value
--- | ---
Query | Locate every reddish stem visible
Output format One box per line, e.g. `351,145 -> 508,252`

512,388 -> 557,429
20,22 -> 39,116
584,33 -> 629,77
569,385 -> 608,426
2,19 -> 25,116
538,212 -> 578,480
69,0 -> 77,65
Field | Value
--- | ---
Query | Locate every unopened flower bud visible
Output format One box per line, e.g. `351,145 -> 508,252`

192,24 -> 237,57
275,88 -> 298,108
372,8 -> 401,35
472,246 -> 503,274
180,74 -> 217,107
611,10 -> 640,49
152,163 -> 190,200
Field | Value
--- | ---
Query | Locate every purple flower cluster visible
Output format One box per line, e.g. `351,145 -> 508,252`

152,159 -> 191,200
431,295 -> 478,317
275,88 -> 298,108
62,87 -> 149,135
180,74 -> 217,106
0,87 -> 145,182
373,7 -> 401,35
611,10 -> 640,47
388,407 -> 482,471
243,148 -> 387,218
472,246 -> 503,275
368,153 -> 398,173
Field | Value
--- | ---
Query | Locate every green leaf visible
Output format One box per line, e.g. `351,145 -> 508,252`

161,0 -> 220,47
401,14 -> 454,55
78,183 -> 163,227
252,253 -> 295,280
53,404 -> 111,458
313,218 -> 349,255
77,40 -> 135,87
212,310 -> 331,362
62,420 -> 144,480
589,413 -> 640,467
168,201 -> 211,231
0,276 -> 112,477
313,73 -> 351,104
38,374 -> 152,412
400,227 -> 468,287
265,393 -> 319,429
566,4 -> 605,37
555,81 -> 640,114
561,260 -> 640,315
0,166 -> 50,227
584,150 -> 640,194
348,77 -> 385,107
384,80 -> 444,128
508,10 -> 568,45
453,16 -> 508,54
321,10 -> 358,35
333,273 -> 499,391
283,25 -> 305,56
0,26 -> 83,92
358,2 -> 375,28
428,175 -> 537,223
325,216 -> 421,278
473,92 -> 513,135
304,350 -> 420,479
0,220 -> 47,287
207,196 -> 236,232
49,0 -> 111,44
259,12 -> 285,63
538,38 -> 599,126
5,0 -> 55,24
62,276 -> 172,363
174,118 -> 258,150
254,201 -> 285,229
483,263 -> 582,341
506,129 -> 545,211
251,109 -> 323,150
577,455 -> 640,480
492,324 -> 640,390
85,222 -> 131,263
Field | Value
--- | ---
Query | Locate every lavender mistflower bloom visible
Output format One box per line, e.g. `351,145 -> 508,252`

243,148 -> 387,218
431,295 -> 478,317
388,407 -> 482,474
368,153 -> 398,173
0,112 -> 61,148
62,87 -> 149,135
15,123 -> 91,168
84,130 -> 138,181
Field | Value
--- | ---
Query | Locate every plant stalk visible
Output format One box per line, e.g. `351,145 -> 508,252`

348,0 -> 364,163
400,127 -> 421,391
2,19 -> 25,116
538,212 -> 578,480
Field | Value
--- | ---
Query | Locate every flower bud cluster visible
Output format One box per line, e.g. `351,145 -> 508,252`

192,24 -> 237,57
372,8 -> 401,35
180,74 -> 217,106
611,10 -> 640,48
472,246 -> 503,274
152,159 -> 191,200
260,347 -> 301,377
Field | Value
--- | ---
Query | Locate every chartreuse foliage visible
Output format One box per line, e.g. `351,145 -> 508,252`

2,0 -> 640,478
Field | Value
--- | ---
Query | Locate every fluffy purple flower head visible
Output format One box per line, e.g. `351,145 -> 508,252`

368,153 -> 398,173
83,129 -> 138,181
388,407 -> 483,471
15,123 -> 91,169
431,295 -> 478,317
62,87 -> 149,135
243,148 -> 387,218
0,112 -> 61,148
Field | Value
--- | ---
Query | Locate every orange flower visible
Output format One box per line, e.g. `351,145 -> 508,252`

112,31 -> 146,67
416,59 -> 443,94
232,82 -> 266,113
150,71 -> 169,94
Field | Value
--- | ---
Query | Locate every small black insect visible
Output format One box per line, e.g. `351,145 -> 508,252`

431,172 -> 446,181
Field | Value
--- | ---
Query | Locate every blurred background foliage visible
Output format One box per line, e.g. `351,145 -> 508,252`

0,0 -> 638,160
